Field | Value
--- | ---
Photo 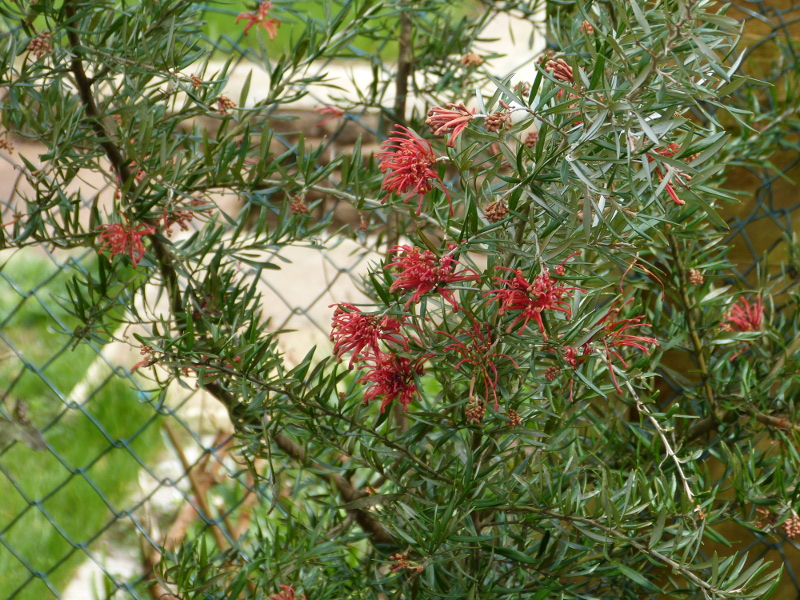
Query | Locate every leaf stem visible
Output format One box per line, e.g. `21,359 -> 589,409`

667,234 -> 718,426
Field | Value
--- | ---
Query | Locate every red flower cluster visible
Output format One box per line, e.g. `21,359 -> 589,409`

330,303 -> 424,412
721,295 -> 763,360
358,353 -> 426,412
551,302 -> 657,394
236,1 -> 280,38
330,303 -> 407,368
377,125 -> 451,215
98,219 -> 156,267
386,245 -> 479,311
486,266 -> 580,340
331,245 -> 660,411
721,295 -> 763,333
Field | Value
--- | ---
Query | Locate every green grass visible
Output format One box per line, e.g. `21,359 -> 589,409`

0,1 -> 394,60
201,0 -> 396,59
0,250 -> 163,600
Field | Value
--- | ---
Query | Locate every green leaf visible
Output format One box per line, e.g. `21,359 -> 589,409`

490,545 -> 538,565
649,509 -> 666,548
614,562 -> 662,592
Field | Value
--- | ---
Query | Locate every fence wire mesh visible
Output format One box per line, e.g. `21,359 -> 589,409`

0,1 -> 799,598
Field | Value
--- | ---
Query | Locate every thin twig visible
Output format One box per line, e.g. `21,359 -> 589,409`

667,234 -> 718,429
386,6 -> 414,253
628,382 -> 694,502
163,355 -> 452,485
65,0 -> 183,320
64,2 -> 131,184
393,10 -> 413,125
64,0 -> 395,551
744,405 -> 800,432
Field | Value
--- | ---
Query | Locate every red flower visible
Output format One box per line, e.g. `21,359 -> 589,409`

595,302 -> 659,392
722,295 -> 763,332
377,125 -> 451,215
426,103 -> 475,147
272,585 -> 305,600
721,295 -> 763,360
359,353 -> 425,412
647,143 -> 689,206
485,266 -> 580,340
313,106 -> 345,127
385,245 -> 480,311
236,1 -> 280,39
330,303 -> 407,368
655,143 -> 680,158
98,218 -> 156,267
563,343 -> 591,368
440,318 -> 517,410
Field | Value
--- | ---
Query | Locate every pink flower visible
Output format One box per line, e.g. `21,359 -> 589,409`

426,103 -> 475,147
377,125 -> 451,215
272,585 -> 305,600
329,303 -> 407,368
722,296 -> 763,332
544,58 -> 574,83
313,106 -> 345,127
440,318 -> 517,410
595,302 -> 659,392
385,245 -> 480,311
485,266 -> 580,340
236,1 -> 280,39
98,218 -> 156,267
359,353 -> 425,412
721,295 -> 763,360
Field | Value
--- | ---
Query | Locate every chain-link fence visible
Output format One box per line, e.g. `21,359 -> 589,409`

720,1 -> 800,287
1,1 -> 800,598
0,241 -> 378,599
0,5 -> 383,595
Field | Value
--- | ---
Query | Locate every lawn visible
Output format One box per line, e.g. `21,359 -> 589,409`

0,250 -> 163,599
201,0 -> 398,58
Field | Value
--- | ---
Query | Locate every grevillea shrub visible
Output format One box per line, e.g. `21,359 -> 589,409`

3,0 -> 800,597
